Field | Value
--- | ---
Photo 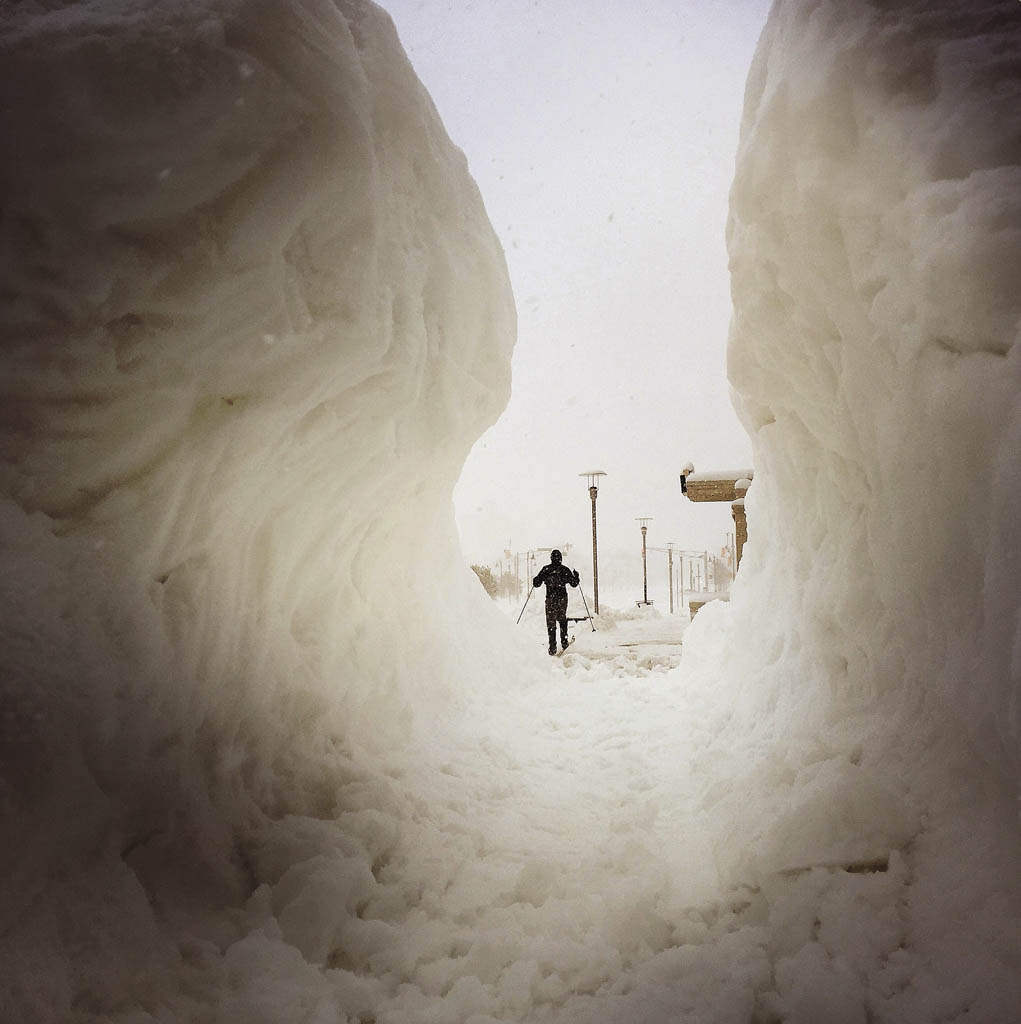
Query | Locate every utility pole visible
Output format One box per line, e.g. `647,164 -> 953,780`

666,542 -> 675,614
648,543 -> 679,614
580,471 -> 606,614
635,517 -> 653,605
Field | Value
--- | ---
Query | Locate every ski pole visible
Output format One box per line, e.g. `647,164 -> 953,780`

579,584 -> 597,631
515,584 -> 534,624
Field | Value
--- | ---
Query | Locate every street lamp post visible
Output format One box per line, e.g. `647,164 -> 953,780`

580,471 -> 606,614
635,517 -> 653,605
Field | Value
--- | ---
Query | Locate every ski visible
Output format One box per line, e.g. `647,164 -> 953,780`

556,634 -> 576,657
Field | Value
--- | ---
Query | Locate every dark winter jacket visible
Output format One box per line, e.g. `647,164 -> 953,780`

533,561 -> 580,603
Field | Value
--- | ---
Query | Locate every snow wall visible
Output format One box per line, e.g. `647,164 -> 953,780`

728,0 -> 1021,770
0,0 -> 521,1013
678,0 -> 1021,1013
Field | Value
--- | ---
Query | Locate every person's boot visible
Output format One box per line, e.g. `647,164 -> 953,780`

548,629 -> 557,655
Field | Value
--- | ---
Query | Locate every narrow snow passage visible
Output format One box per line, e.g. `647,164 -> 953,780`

230,609 -> 764,1024
232,596 -> 1012,1024
413,617 -> 714,905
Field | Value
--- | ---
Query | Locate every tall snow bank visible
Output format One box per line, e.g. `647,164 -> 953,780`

728,0 -> 1021,762
0,0 -> 517,1014
681,0 -> 1021,1016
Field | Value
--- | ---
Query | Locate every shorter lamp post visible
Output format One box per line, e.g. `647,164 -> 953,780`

580,471 -> 606,614
635,517 -> 653,605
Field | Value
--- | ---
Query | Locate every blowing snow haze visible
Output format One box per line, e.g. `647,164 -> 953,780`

1,2 -> 1020,1023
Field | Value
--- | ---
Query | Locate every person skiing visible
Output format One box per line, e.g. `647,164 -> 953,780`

532,549 -> 580,655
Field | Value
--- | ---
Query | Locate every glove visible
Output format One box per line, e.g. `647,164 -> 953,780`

572,570 -> 580,585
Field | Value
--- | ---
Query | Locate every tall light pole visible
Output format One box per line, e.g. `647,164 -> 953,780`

635,517 -> 653,605
580,471 -> 606,614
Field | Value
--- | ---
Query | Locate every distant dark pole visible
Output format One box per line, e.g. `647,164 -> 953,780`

641,525 -> 649,604
589,486 -> 600,614
635,516 -> 653,606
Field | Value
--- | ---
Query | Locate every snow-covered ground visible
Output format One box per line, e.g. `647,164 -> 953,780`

2,1 -> 1020,1022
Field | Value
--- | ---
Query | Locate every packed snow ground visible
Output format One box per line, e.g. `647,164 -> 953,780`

2,0 -> 1021,1022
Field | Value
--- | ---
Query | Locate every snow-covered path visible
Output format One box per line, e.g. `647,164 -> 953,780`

280,608 -> 759,1024
427,608 -> 707,886
228,597 -> 1021,1024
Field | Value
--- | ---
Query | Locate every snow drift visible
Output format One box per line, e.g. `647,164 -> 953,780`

677,0 -> 1021,1016
727,0 -> 1021,769
0,0 -> 518,1016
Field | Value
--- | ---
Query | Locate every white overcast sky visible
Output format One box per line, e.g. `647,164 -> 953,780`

379,0 -> 773,572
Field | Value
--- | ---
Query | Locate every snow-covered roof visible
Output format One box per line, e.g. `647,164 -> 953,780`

682,469 -> 754,482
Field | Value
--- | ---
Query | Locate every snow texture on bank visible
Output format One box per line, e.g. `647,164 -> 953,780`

686,0 -> 1021,1017
2,0 -> 1021,1022
0,0 -> 520,1017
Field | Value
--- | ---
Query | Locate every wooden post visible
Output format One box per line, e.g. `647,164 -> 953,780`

732,477 -> 750,568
